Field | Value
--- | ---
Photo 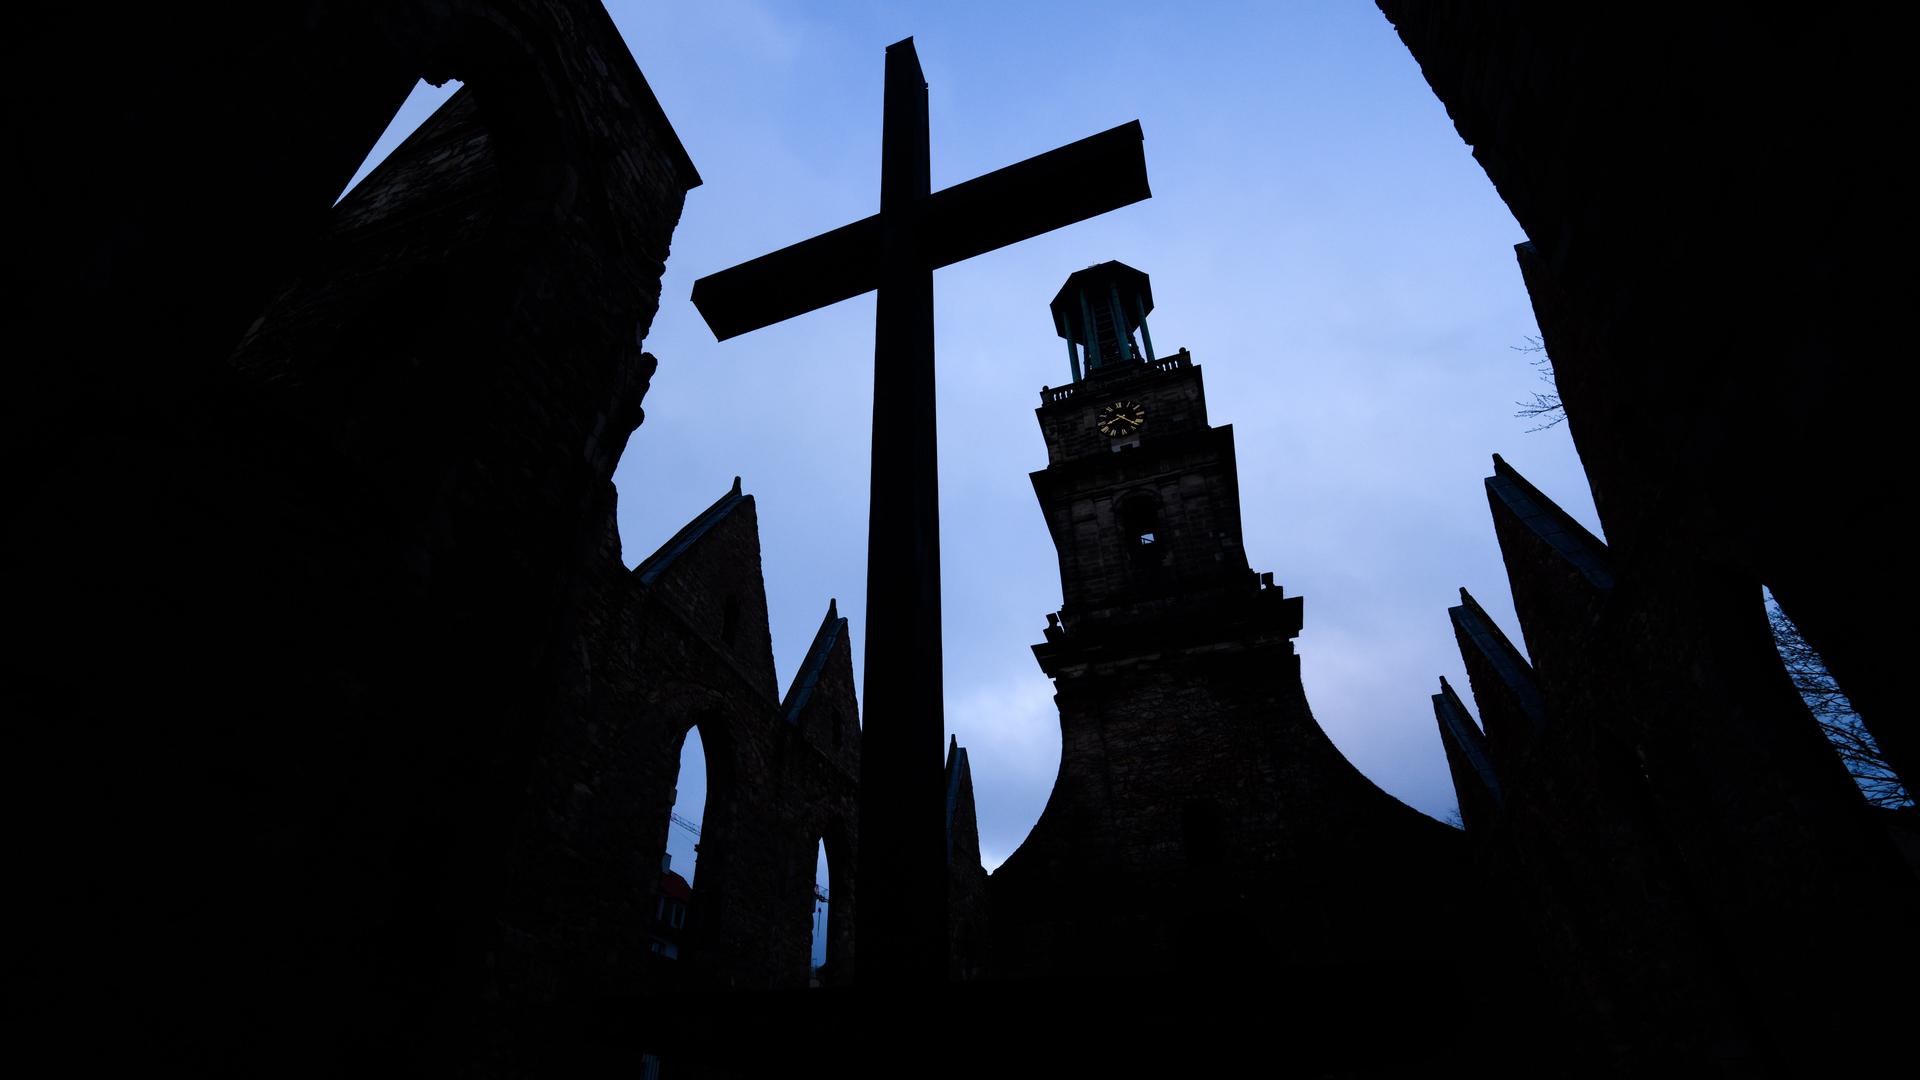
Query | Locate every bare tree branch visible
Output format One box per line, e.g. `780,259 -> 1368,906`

1513,336 -> 1567,431
1767,597 -> 1913,809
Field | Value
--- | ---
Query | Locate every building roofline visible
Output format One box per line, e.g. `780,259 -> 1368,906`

635,476 -> 746,585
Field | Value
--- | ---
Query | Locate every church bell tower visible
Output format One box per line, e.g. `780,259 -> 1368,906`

1031,261 -> 1296,660
988,262 -> 1466,981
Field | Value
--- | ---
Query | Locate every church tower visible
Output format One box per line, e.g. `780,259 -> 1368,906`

1029,262 -> 1287,652
987,262 -> 1472,981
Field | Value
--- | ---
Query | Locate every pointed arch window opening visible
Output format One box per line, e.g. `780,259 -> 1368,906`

808,839 -> 827,984
808,836 -> 844,987
654,722 -> 713,961
665,723 -> 711,886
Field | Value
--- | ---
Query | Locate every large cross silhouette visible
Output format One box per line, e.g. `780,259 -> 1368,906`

692,37 -> 1149,986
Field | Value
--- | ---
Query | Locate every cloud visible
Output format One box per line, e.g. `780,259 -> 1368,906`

948,674 -> 1061,782
979,845 -> 1009,874
948,672 -> 1063,872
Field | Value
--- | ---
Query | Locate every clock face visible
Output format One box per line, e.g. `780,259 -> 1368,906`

1096,400 -> 1146,438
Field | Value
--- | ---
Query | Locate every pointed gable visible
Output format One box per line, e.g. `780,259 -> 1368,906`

945,735 -> 982,868
782,598 -> 844,724
1485,454 -> 1614,687
1449,587 -> 1548,771
1486,454 -> 1614,592
1432,677 -> 1504,831
945,733 -> 992,981
633,477 -> 779,704
635,476 -> 747,585
781,599 -> 860,764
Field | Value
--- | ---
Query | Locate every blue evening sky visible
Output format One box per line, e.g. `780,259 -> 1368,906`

343,3 -> 1600,935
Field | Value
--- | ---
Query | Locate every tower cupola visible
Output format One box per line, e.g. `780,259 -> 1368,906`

1050,261 -> 1156,382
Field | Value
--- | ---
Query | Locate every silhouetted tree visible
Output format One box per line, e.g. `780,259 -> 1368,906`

1768,596 -> 1911,809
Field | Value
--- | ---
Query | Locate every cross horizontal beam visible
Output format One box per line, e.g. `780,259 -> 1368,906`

691,121 -> 1149,341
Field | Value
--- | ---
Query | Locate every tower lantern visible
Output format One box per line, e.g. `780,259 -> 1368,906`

1050,260 -> 1156,382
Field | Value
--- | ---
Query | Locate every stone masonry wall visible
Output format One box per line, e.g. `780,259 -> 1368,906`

5,2 -> 715,1068
1375,0 -> 1914,798
1000,352 -> 1480,993
1442,457 -> 1920,1066
485,489 -> 860,1040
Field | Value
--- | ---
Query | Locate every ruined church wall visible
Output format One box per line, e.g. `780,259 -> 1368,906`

1374,0 -> 1913,793
1449,461 -> 1920,1065
625,498 -> 802,992
945,749 -> 990,982
1380,5 -> 1920,1059
786,623 -> 863,985
486,490 -> 861,1007
7,2 -> 712,1066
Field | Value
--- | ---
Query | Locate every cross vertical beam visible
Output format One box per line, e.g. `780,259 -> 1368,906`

859,38 -> 946,986
688,36 -> 1149,989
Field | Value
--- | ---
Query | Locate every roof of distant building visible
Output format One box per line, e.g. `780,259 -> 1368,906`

660,870 -> 692,902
